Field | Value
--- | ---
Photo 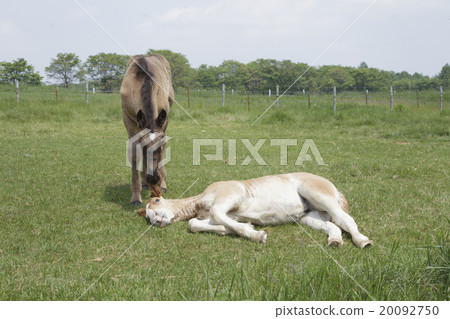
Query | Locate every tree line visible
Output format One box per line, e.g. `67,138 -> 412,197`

1,49 -> 449,93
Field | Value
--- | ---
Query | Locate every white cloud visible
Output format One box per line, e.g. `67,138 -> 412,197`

0,20 -> 20,36
1,0 -> 448,76
137,0 -> 372,66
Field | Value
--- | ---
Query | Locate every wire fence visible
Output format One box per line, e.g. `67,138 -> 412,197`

0,84 -> 446,111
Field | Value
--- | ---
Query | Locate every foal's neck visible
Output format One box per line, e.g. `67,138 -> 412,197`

169,194 -> 202,222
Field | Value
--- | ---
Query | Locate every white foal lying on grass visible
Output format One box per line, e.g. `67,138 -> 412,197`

137,172 -> 373,248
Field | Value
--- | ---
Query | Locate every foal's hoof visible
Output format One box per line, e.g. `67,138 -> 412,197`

259,231 -> 267,244
359,240 -> 373,248
130,200 -> 142,207
327,238 -> 343,247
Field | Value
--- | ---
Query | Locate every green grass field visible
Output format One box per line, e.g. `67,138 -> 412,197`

0,86 -> 448,300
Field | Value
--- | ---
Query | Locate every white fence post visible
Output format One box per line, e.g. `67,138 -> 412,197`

276,85 -> 279,108
222,83 -> 225,108
85,81 -> 89,104
390,86 -> 393,110
15,79 -> 19,103
333,86 -> 336,112
268,89 -> 271,97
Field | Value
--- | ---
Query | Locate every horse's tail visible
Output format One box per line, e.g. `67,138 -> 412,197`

338,192 -> 349,214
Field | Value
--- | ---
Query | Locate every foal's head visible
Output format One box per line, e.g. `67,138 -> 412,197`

144,196 -> 174,227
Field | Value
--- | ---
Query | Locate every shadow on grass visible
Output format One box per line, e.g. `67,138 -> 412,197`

103,184 -> 146,211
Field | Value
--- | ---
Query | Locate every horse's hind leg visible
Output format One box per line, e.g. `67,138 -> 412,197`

300,211 -> 343,247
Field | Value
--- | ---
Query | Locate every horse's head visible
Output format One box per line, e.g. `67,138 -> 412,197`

135,130 -> 167,197
144,196 -> 174,227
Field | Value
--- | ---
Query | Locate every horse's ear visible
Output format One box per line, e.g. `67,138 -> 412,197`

137,110 -> 146,129
150,185 -> 162,197
136,208 -> 146,217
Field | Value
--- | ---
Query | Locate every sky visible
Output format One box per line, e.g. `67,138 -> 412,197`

1,0 -> 449,83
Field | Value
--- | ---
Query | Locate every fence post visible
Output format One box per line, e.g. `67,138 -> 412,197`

390,86 -> 393,110
247,91 -> 250,111
365,89 -> 368,106
416,89 -> 419,108
222,83 -> 225,108
333,86 -> 336,112
187,88 -> 191,109
276,85 -> 279,108
15,79 -> 19,103
308,93 -> 311,109
440,86 -> 443,110
269,89 -> 271,97
55,85 -> 58,104
85,81 -> 89,104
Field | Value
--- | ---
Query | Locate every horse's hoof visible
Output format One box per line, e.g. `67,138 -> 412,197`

327,238 -> 343,247
130,200 -> 142,207
142,184 -> 149,190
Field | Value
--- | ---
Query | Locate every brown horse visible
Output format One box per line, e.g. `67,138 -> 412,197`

120,54 -> 174,205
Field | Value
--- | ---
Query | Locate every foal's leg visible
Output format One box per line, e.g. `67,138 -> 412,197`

210,206 -> 267,244
300,211 -> 343,247
314,198 -> 372,248
188,218 -> 236,236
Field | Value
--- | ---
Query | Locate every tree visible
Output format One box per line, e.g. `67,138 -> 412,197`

84,53 -> 128,91
438,63 -> 450,89
318,66 -> 355,92
0,58 -> 42,85
358,61 -> 368,69
45,53 -> 84,87
218,60 -> 248,90
197,64 -> 220,89
147,49 -> 196,89
246,59 -> 281,92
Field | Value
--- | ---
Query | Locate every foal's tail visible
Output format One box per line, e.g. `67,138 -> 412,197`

338,192 -> 349,214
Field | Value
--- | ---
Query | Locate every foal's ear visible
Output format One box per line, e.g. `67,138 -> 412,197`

136,208 -> 146,217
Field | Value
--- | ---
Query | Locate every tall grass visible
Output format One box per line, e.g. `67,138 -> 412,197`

0,86 -> 448,300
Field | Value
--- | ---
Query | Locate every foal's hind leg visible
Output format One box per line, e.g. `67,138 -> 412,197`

300,211 -> 343,247
321,202 -> 372,248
